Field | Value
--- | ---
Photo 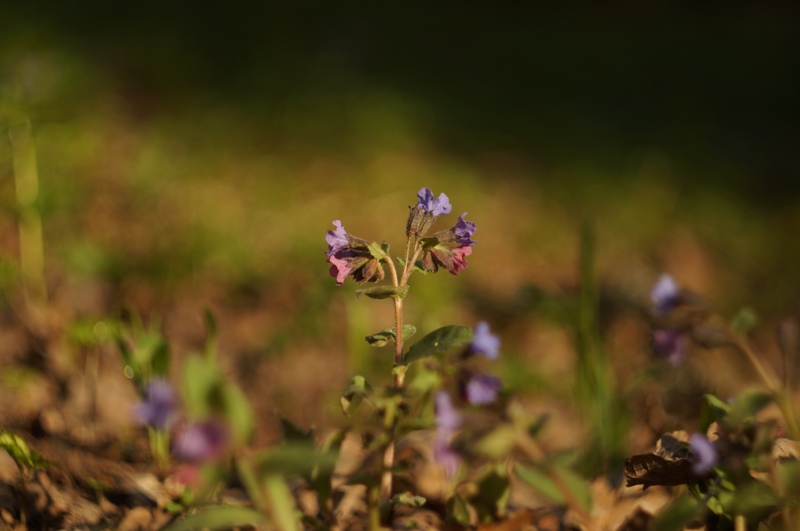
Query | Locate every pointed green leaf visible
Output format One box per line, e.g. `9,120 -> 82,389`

553,465 -> 591,513
0,431 -> 53,471
219,381 -> 255,446
514,464 -> 565,505
264,474 -> 301,531
404,325 -> 473,364
257,445 -> 337,477
162,506 -> 266,531
365,325 -> 417,347
447,493 -> 472,526
356,285 -> 409,300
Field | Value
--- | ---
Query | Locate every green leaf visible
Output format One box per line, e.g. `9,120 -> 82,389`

705,393 -> 732,416
0,431 -> 52,471
162,506 -> 266,531
553,465 -> 591,513
392,492 -> 427,508
367,241 -> 387,260
181,354 -> 221,419
731,307 -> 758,334
476,426 -> 516,459
473,470 -> 510,521
355,285 -> 409,300
728,388 -> 773,424
264,474 -> 301,531
219,381 -> 255,446
365,325 -> 417,347
652,496 -> 703,531
404,325 -> 473,364
257,445 -> 337,477
340,375 -> 372,416
514,464 -> 565,505
446,493 -> 472,526
311,429 -> 347,509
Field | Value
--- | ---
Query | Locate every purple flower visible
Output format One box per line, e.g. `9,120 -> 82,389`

435,391 -> 461,432
433,391 -> 462,477
433,432 -> 461,478
454,213 -> 477,246
172,419 -> 229,463
134,379 -> 177,430
651,274 -> 681,316
471,322 -> 500,359
652,328 -> 686,366
466,374 -> 501,405
417,188 -> 452,217
325,220 -> 350,256
689,433 -> 718,475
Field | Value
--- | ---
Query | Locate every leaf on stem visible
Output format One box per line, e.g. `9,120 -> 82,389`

403,325 -> 473,364
365,325 -> 417,347
355,285 -> 409,300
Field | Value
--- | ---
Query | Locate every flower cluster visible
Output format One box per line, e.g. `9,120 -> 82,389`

325,187 -> 478,286
325,220 -> 385,286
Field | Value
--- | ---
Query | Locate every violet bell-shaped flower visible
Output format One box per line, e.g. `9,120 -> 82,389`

407,187 -> 452,238
433,391 -> 462,477
134,378 -> 177,430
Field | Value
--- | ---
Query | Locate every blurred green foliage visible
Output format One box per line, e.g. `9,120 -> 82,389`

1,1 -> 798,434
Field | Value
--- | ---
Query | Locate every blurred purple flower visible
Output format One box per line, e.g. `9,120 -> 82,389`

471,321 -> 500,359
417,187 -> 452,217
433,391 -> 462,477
172,419 -> 229,463
435,391 -> 461,432
652,328 -> 686,366
454,213 -> 477,246
134,379 -> 177,430
466,374 -> 501,405
651,274 -> 681,316
689,433 -> 718,475
433,432 -> 461,478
